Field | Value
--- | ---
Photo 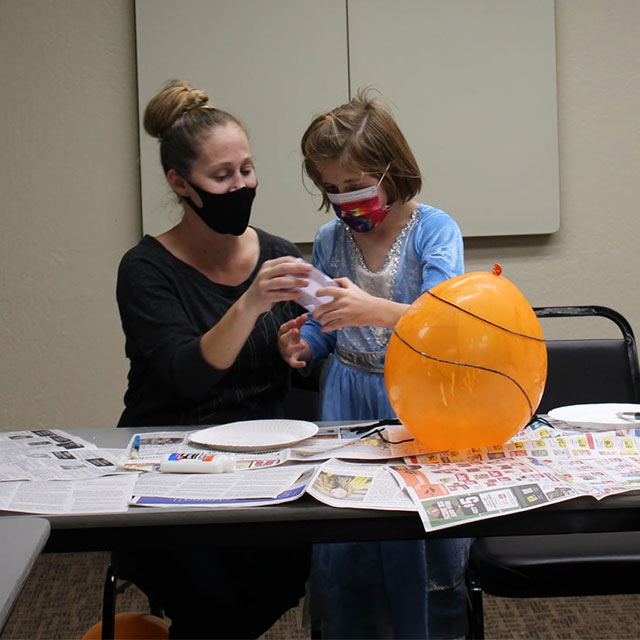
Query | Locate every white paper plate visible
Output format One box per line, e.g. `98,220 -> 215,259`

188,419 -> 319,452
547,403 -> 640,430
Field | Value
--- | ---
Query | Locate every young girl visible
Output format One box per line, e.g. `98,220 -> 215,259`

279,89 -> 469,639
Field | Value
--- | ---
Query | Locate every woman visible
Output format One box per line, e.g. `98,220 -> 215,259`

115,79 -> 311,639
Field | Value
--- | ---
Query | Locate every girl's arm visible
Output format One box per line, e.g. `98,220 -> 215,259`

312,278 -> 408,332
414,210 -> 465,292
311,209 -> 464,332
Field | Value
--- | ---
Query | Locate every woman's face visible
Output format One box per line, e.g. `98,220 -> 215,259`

188,122 -> 257,201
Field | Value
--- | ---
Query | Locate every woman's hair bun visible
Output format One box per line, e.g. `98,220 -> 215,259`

143,79 -> 211,139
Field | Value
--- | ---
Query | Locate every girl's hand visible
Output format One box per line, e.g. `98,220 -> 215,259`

313,277 -> 408,331
243,256 -> 311,317
278,314 -> 312,368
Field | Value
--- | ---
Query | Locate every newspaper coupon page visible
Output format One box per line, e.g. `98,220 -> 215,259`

389,457 -> 585,531
542,455 -> 640,499
388,419 -> 640,531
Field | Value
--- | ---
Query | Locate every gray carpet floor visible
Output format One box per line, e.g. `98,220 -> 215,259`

2,551 -> 639,639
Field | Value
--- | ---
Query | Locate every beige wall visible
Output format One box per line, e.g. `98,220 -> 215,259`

1,0 -> 639,431
465,0 -> 640,320
0,0 -> 140,430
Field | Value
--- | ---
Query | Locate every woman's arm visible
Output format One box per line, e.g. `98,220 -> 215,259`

277,314 -> 312,368
117,250 -> 310,399
199,256 -> 311,369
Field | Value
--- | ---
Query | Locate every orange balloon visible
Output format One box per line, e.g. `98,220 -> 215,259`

385,266 -> 547,451
82,613 -> 169,639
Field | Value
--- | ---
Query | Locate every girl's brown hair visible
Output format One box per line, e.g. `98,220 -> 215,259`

144,79 -> 245,178
301,87 -> 422,210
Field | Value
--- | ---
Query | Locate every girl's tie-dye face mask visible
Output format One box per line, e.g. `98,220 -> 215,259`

327,165 -> 391,233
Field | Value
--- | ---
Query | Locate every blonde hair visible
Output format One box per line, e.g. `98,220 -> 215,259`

144,79 -> 245,178
301,88 -> 422,210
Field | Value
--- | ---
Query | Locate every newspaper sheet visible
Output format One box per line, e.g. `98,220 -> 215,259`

0,474 -> 139,514
123,431 -> 291,470
306,420 -> 640,531
0,428 -> 128,482
130,464 -> 316,508
289,423 -> 435,461
0,448 -> 129,482
290,420 -> 567,462
388,457 -> 584,531
408,426 -> 640,466
121,423 -> 430,469
387,419 -> 640,531
307,459 -> 417,511
0,428 -> 96,459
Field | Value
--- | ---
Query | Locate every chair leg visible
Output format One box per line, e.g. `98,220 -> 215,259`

101,564 -> 117,640
465,567 -> 485,639
102,560 -> 165,637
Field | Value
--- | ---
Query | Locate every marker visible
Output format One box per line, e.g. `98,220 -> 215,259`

130,435 -> 141,459
616,412 -> 640,422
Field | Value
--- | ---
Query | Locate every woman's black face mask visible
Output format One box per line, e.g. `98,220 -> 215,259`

183,180 -> 256,236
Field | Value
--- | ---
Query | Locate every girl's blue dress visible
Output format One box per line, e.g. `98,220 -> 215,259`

301,205 -> 471,639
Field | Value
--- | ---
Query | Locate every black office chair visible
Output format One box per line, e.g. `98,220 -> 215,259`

91,566 -> 166,639
465,305 -> 640,639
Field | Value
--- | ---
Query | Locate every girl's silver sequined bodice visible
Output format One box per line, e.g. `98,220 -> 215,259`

343,208 -> 421,348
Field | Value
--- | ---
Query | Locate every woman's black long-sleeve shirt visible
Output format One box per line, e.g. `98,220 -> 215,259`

116,229 -> 303,427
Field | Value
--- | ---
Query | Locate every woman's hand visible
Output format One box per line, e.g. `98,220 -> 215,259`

243,256 -> 311,317
313,277 -> 409,331
201,259 -> 310,371
278,314 -> 311,368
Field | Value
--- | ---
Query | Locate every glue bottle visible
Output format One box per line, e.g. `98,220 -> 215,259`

158,452 -> 236,473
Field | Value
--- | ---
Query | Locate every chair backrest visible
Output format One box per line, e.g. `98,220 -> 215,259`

535,306 -> 640,414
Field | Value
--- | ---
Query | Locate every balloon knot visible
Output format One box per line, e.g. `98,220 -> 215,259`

492,263 -> 502,276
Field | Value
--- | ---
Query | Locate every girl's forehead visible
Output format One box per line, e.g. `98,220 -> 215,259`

316,159 -> 365,183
